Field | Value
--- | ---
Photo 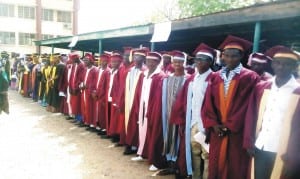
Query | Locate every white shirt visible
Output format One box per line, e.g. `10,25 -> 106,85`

191,69 -> 212,133
108,69 -> 118,102
255,76 -> 300,152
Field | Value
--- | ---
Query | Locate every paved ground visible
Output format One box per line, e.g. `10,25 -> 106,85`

0,90 -> 173,179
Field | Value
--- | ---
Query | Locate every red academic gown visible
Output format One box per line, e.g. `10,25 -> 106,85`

143,71 -> 167,168
108,68 -> 122,136
170,73 -> 214,176
92,67 -> 110,129
81,66 -> 97,125
201,68 -> 259,179
243,81 -> 300,179
69,62 -> 85,116
126,73 -> 144,147
115,64 -> 134,144
58,64 -> 70,115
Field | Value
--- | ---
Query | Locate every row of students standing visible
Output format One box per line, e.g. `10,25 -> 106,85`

16,34 -> 299,179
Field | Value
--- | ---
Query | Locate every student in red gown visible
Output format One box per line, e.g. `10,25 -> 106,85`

91,53 -> 111,134
68,53 -> 85,123
105,52 -> 123,142
130,52 -> 166,171
247,52 -> 273,81
244,45 -> 300,179
201,35 -> 260,179
80,53 -> 98,127
123,48 -> 148,154
170,43 -> 216,178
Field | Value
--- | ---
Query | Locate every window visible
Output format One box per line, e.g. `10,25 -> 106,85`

57,11 -> 71,23
42,34 -> 54,40
42,9 -> 53,21
0,3 -> 14,17
19,33 -> 35,45
18,6 -> 35,19
0,31 -> 15,44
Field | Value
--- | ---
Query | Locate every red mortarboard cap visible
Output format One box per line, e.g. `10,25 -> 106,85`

100,54 -> 110,62
110,52 -> 123,62
247,52 -> 272,66
146,52 -> 162,61
265,45 -> 299,61
123,47 -> 132,55
69,52 -> 80,60
84,53 -> 94,63
219,35 -> 252,51
133,49 -> 148,57
193,43 -> 216,60
171,50 -> 186,61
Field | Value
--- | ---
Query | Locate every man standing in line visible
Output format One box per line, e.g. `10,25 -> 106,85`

170,43 -> 216,178
201,35 -> 260,179
123,49 -> 147,154
244,45 -> 300,179
158,50 -> 189,175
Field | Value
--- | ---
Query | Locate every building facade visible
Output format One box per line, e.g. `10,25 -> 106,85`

0,0 -> 78,54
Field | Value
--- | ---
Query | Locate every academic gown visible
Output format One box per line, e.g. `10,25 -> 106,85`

81,66 -> 97,125
108,68 -> 122,136
126,73 -> 144,147
93,67 -> 110,129
69,62 -> 85,115
244,80 -> 300,179
143,71 -> 167,168
115,64 -> 133,144
170,72 -> 214,176
201,68 -> 259,179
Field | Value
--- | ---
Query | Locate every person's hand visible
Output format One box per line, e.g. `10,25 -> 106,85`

213,125 -> 226,137
246,148 -> 256,157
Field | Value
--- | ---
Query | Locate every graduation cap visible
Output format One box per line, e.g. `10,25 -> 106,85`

247,52 -> 272,66
69,52 -> 80,60
100,54 -> 110,63
265,45 -> 299,61
193,43 -> 216,61
171,50 -> 186,62
146,52 -> 162,61
123,47 -> 133,55
110,52 -> 123,62
84,53 -> 94,63
219,35 -> 252,52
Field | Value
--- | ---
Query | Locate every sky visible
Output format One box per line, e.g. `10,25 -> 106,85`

78,0 -> 161,33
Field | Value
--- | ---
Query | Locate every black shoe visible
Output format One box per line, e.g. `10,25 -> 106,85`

157,168 -> 176,176
66,116 -> 74,120
111,136 -> 119,143
101,135 -> 110,139
97,129 -> 107,136
123,146 -> 137,155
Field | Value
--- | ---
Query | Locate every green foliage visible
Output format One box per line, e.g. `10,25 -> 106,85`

178,0 -> 275,18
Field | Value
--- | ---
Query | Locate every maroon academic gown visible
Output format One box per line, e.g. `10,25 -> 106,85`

108,68 -> 122,136
170,72 -> 214,176
116,64 -> 134,144
143,71 -> 167,168
92,67 -> 110,129
81,66 -> 97,125
243,81 -> 300,179
126,73 -> 144,147
69,62 -> 85,116
201,68 -> 259,179
58,63 -> 69,114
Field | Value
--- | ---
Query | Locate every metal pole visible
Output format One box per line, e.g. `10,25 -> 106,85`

51,44 -> 54,54
98,39 -> 102,55
252,21 -> 261,53
151,42 -> 155,52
